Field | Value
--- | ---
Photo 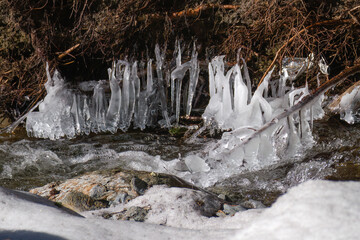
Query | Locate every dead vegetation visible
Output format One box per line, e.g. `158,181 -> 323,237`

0,0 -> 359,122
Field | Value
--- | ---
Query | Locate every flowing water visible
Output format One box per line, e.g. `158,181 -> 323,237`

1,116 -> 359,206
0,129 -> 206,190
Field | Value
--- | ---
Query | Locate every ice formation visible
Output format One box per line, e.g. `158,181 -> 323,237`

181,55 -> 326,186
26,44 -> 200,139
337,85 -> 360,124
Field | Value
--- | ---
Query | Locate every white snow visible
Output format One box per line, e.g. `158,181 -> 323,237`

234,180 -> 360,240
1,180 -> 359,240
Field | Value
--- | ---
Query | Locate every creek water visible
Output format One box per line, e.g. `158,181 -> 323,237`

1,116 -> 359,205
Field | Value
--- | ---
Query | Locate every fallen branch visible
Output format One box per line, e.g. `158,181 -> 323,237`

257,19 -> 354,87
171,4 -> 240,18
228,63 -> 360,152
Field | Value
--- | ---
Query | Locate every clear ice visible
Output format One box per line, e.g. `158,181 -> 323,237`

26,44 -> 201,139
338,85 -> 360,124
180,55 -> 326,186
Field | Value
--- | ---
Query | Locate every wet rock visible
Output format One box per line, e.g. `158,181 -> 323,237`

193,194 -> 223,217
93,185 -> 226,227
241,199 -> 266,209
326,161 -> 360,181
61,191 -> 108,212
112,192 -> 132,205
131,177 -> 148,195
101,206 -> 150,222
89,184 -> 107,200
223,204 -> 246,215
29,167 -> 207,213
115,206 -> 150,222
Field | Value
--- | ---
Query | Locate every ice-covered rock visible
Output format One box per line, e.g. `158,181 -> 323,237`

328,81 -> 360,124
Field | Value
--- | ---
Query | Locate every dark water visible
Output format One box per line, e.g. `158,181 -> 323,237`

0,129 -> 205,190
210,116 -> 360,205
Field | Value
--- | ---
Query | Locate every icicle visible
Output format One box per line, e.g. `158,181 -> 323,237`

241,58 -> 252,104
208,62 -> 215,97
71,94 -> 81,135
186,43 -> 200,117
220,66 -> 234,127
233,64 -> 246,113
155,44 -> 171,128
120,62 -> 131,131
147,59 -> 153,94
82,97 -> 91,135
319,57 -> 329,75
92,80 -> 108,133
106,62 -> 121,133
126,62 -> 137,128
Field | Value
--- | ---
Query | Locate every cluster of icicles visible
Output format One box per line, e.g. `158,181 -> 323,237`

26,43 -> 199,140
26,42 -> 326,173
197,55 -> 325,174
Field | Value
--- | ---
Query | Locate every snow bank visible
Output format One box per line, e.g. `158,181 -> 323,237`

1,180 -> 359,240
234,180 -> 360,240
0,186 -> 234,240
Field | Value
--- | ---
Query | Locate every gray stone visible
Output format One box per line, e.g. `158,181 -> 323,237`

89,185 -> 106,200
131,177 -> 148,195
223,204 -> 246,216
61,191 -> 108,212
111,206 -> 150,222
241,199 -> 266,209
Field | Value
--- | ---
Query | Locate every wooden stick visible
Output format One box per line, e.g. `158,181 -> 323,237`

137,4 -> 240,22
171,4 -> 240,18
57,43 -> 80,60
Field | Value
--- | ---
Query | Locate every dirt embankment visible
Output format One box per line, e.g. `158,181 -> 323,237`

0,0 -> 359,122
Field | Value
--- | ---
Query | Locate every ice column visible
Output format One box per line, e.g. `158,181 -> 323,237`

155,44 -> 171,128
106,62 -> 121,133
186,44 -> 200,117
171,43 -> 191,124
91,80 -> 108,133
